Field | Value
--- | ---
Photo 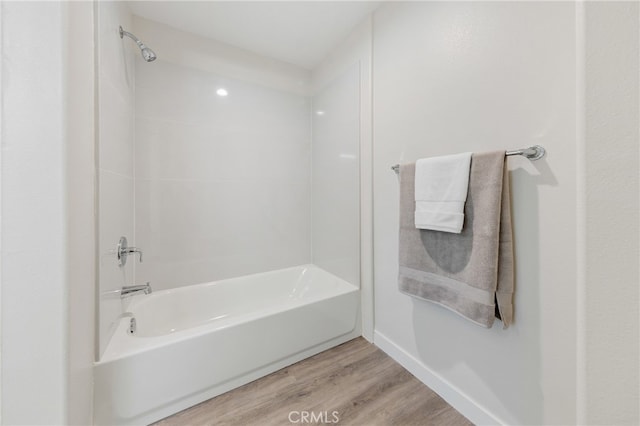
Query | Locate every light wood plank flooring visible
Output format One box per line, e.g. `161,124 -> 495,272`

154,337 -> 472,426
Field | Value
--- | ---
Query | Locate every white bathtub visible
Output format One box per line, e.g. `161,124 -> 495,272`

93,265 -> 360,425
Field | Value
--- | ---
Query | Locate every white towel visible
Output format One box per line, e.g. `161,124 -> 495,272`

414,152 -> 472,233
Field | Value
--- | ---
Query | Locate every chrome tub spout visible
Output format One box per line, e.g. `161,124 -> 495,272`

121,283 -> 152,299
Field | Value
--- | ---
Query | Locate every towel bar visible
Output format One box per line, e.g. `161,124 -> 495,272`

391,145 -> 546,173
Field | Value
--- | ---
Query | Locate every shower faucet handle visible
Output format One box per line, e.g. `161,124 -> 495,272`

117,236 -> 143,267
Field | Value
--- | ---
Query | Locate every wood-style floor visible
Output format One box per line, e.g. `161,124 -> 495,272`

154,337 -> 472,426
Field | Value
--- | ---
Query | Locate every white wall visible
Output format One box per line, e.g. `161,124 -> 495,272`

372,3 -> 577,424
1,2 -> 73,423
133,18 -> 312,291
1,2 -> 96,424
97,1 -> 137,356
581,2 -> 640,424
1,2 -> 67,423
311,65 -> 360,286
66,2 -> 97,424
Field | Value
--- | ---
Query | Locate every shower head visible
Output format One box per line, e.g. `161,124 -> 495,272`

140,46 -> 157,62
119,26 -> 156,62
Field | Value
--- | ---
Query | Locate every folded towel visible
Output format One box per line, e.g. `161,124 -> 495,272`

414,152 -> 472,233
398,151 -> 514,328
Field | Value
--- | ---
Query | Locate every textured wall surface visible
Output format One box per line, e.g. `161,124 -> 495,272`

583,2 -> 640,424
372,2 -> 577,424
1,2 -> 67,423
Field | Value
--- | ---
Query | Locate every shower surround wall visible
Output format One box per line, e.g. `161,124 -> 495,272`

311,65 -> 361,286
97,1 -> 137,355
133,18 -> 312,291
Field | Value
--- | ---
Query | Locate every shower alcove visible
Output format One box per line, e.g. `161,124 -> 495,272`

94,2 -> 374,424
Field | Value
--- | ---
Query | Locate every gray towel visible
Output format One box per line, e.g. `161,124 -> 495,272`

398,151 -> 514,328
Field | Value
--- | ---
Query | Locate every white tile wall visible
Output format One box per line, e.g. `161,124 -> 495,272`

135,59 -> 312,290
98,78 -> 134,177
311,65 -> 361,285
97,1 -> 136,356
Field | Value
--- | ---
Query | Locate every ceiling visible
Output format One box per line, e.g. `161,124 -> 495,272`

129,1 -> 381,70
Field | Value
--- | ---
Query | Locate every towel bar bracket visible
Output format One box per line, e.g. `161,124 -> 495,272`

505,144 -> 545,161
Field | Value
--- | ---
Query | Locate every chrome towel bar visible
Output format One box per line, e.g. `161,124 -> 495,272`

391,145 -> 545,173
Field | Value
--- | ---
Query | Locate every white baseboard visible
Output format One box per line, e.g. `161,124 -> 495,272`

374,331 -> 504,426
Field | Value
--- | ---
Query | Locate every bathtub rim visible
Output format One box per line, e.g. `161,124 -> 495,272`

98,264 -> 359,363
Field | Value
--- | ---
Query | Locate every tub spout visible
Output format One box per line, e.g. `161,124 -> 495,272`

121,282 -> 152,299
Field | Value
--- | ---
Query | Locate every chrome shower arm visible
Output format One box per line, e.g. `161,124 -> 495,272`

119,26 -> 140,44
